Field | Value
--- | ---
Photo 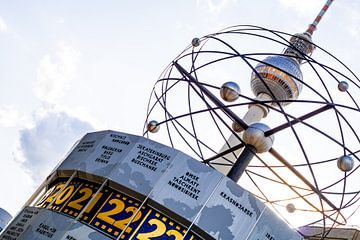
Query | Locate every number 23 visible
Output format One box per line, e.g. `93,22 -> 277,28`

136,218 -> 183,240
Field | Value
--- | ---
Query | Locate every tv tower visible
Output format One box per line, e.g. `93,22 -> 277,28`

218,0 -> 336,179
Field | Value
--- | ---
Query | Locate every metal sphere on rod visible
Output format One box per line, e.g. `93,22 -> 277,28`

337,155 -> 354,172
147,120 -> 160,133
220,81 -> 241,102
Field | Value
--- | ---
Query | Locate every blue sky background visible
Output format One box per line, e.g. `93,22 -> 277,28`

0,0 -> 359,227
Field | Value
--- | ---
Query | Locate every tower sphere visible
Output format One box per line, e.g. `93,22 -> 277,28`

286,203 -> 296,213
242,123 -> 274,153
191,38 -> 201,47
250,55 -> 303,106
147,120 -> 160,133
338,81 -> 349,92
220,81 -> 240,102
337,155 -> 354,172
232,121 -> 243,132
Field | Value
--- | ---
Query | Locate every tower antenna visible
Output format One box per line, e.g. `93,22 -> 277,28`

306,0 -> 335,35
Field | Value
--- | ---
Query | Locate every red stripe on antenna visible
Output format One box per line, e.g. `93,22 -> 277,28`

306,0 -> 335,35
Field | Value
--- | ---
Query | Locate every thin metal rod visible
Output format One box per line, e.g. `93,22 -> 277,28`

23,171 -> 58,208
265,104 -> 333,136
120,156 -> 178,240
46,170 -> 77,209
227,145 -> 256,182
269,148 -> 343,218
265,148 -> 345,225
182,177 -> 224,239
75,179 -> 108,221
173,61 -> 249,131
204,143 -> 245,164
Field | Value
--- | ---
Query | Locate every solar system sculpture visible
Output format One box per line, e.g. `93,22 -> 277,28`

1,0 -> 359,240
144,0 -> 360,238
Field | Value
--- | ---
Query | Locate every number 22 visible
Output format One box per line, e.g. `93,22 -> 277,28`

97,198 -> 142,233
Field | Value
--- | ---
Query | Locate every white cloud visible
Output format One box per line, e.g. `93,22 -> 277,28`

196,0 -> 237,14
0,105 -> 30,128
348,26 -> 360,38
15,110 -> 93,183
55,17 -> 65,24
0,17 -> 8,32
342,4 -> 360,39
277,0 -> 323,17
34,42 -> 81,103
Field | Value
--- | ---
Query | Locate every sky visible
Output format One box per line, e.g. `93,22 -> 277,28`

0,0 -> 360,228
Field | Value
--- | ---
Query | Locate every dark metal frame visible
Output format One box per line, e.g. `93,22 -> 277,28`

143,25 -> 360,239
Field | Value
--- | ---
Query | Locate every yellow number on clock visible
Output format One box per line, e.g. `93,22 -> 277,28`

97,198 -> 142,233
68,187 -> 93,210
97,198 -> 125,225
44,183 -> 65,204
36,185 -> 56,206
136,219 -> 166,240
136,219 -> 185,240
55,185 -> 75,205
84,191 -> 103,213
166,229 -> 183,240
114,206 -> 142,233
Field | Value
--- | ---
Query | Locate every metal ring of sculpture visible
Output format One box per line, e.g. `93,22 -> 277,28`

144,25 -> 360,238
